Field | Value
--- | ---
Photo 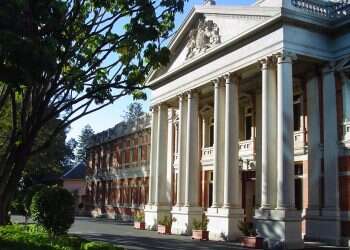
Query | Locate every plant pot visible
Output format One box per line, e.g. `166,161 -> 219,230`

157,224 -> 171,234
192,230 -> 209,240
240,236 -> 264,249
134,221 -> 145,230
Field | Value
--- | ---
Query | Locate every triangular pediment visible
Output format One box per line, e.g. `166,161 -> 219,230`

147,5 -> 280,84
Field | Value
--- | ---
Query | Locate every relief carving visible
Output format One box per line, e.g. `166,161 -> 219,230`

186,17 -> 221,59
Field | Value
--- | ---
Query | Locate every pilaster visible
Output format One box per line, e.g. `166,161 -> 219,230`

304,73 -> 322,240
319,63 -> 341,245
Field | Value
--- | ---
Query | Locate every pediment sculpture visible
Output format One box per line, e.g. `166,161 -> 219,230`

186,18 -> 221,59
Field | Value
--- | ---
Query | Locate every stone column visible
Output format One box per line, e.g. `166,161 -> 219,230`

255,52 -> 303,250
212,78 -> 225,208
276,52 -> 295,209
144,105 -> 171,230
306,75 -> 321,210
171,92 -> 202,235
207,75 -> 244,241
155,104 -> 169,206
320,63 -> 340,244
259,57 -> 277,209
223,74 -> 240,208
148,107 -> 158,205
167,109 -> 175,205
255,93 -> 262,208
176,94 -> 187,207
305,74 -> 322,240
185,91 -> 200,207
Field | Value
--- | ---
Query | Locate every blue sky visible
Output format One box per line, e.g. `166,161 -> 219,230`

67,0 -> 255,140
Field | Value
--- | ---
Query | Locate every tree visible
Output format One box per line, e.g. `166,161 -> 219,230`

76,125 -> 95,162
122,102 -> 145,122
64,138 -> 78,169
0,0 -> 185,224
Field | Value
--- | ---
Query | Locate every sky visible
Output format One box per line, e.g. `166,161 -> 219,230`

67,0 -> 256,140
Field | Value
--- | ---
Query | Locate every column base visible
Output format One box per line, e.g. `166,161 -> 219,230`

304,208 -> 322,241
144,204 -> 171,230
206,207 -> 244,241
254,208 -> 304,249
171,206 -> 202,235
317,208 -> 341,246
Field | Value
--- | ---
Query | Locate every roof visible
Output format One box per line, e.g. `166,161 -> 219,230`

62,162 -> 86,180
88,113 -> 151,148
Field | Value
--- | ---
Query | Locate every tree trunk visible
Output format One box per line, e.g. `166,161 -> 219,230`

0,144 -> 32,225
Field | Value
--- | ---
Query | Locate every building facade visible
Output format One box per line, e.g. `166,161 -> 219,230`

84,115 -> 151,221
62,162 -> 87,215
144,0 -> 350,248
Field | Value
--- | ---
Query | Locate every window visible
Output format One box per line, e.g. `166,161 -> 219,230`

209,124 -> 214,147
208,171 -> 213,207
244,107 -> 253,140
294,95 -> 302,131
294,164 -> 303,210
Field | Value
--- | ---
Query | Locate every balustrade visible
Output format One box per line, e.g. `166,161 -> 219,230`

291,0 -> 350,19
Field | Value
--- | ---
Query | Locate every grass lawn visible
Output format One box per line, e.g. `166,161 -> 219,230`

0,224 -> 123,250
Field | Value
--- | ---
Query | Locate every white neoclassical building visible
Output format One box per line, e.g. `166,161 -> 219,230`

144,0 -> 350,248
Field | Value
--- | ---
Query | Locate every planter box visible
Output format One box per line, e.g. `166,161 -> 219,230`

240,236 -> 264,249
134,221 -> 145,230
192,230 -> 209,240
157,224 -> 171,234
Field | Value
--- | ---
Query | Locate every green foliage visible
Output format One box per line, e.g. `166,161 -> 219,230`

133,212 -> 144,222
23,184 -> 46,216
192,214 -> 208,231
30,186 -> 75,236
0,0 -> 185,224
81,241 -> 123,250
0,224 -> 124,250
158,215 -> 175,227
76,125 -> 94,163
238,220 -> 257,236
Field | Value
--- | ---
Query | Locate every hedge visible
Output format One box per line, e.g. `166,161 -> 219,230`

0,224 -> 123,250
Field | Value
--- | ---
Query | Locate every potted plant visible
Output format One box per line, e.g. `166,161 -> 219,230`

157,215 -> 175,234
192,214 -> 209,240
238,220 -> 264,249
134,212 -> 145,230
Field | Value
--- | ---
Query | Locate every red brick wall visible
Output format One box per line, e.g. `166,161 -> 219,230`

339,156 -> 350,211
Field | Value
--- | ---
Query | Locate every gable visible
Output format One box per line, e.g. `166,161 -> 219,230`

147,6 -> 279,84
168,13 -> 271,71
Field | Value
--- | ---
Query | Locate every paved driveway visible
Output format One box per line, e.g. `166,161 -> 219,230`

69,217 -> 248,250
11,216 -> 349,250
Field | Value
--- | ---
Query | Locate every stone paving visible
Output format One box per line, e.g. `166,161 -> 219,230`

11,216 -> 350,250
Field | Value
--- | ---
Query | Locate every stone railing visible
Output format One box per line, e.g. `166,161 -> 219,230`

291,0 -> 350,19
202,147 -> 214,159
173,153 -> 180,166
294,130 -> 307,154
239,140 -> 255,158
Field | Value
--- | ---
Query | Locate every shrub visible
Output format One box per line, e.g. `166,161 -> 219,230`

24,184 -> 46,216
238,220 -> 257,236
192,214 -> 208,231
133,212 -> 144,222
158,215 -> 175,227
81,241 -> 123,250
30,186 -> 75,236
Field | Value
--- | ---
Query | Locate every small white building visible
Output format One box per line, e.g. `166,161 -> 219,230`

144,0 -> 350,248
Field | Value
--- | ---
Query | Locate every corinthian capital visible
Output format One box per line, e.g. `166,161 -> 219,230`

223,72 -> 240,84
275,50 -> 297,63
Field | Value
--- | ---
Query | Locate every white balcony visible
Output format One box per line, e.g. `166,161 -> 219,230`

201,147 -> 214,166
239,139 -> 255,158
294,130 -> 307,155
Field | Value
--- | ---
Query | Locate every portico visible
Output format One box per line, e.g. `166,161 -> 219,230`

144,0 -> 350,248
